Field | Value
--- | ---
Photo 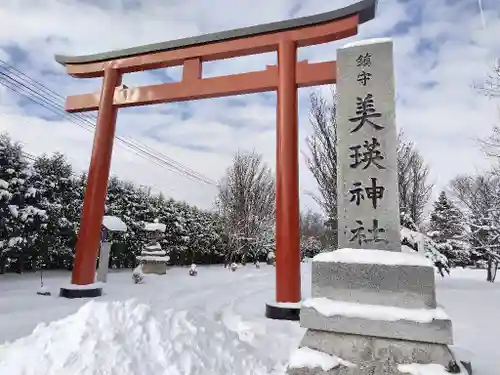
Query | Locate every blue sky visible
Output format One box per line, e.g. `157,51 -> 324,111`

0,0 -> 499,216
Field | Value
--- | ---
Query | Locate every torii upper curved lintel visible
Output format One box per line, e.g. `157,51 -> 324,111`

54,0 -> 377,76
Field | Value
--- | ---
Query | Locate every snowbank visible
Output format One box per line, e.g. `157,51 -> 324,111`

303,298 -> 448,323
313,248 -> 433,268
288,347 -> 354,371
0,300 -> 274,375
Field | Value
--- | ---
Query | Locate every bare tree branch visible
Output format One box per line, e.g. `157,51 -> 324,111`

474,58 -> 500,99
216,150 -> 275,264
397,131 -> 433,225
450,172 -> 500,281
303,89 -> 337,220
474,59 -> 500,157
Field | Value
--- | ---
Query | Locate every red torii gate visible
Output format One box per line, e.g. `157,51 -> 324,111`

56,0 -> 377,319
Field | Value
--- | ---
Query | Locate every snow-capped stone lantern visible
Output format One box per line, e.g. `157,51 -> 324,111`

136,221 -> 170,275
189,264 -> 198,276
266,251 -> 275,266
97,216 -> 128,283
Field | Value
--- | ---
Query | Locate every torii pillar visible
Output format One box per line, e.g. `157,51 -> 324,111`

53,0 -> 377,319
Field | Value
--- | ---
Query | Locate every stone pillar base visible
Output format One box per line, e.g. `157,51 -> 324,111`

288,329 -> 470,375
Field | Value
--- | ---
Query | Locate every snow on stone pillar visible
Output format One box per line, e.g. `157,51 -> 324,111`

336,38 -> 400,252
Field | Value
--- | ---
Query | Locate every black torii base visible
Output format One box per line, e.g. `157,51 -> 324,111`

265,302 -> 301,321
59,287 -> 103,299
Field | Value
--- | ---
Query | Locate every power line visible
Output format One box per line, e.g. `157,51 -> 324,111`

0,66 -> 216,185
0,60 -> 217,186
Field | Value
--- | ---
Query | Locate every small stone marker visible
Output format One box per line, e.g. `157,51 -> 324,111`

336,38 -> 400,252
97,215 -> 127,283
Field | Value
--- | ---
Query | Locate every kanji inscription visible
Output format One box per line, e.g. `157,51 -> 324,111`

357,71 -> 372,86
349,94 -> 383,133
349,178 -> 385,209
349,138 -> 385,170
337,39 -> 400,251
349,219 -> 389,245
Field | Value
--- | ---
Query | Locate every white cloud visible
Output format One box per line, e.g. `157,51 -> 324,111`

0,0 -> 499,217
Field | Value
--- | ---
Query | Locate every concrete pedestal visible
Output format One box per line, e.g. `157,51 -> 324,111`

289,330 -> 459,375
286,251 -> 470,374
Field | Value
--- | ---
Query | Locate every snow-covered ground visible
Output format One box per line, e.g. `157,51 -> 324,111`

0,264 -> 498,374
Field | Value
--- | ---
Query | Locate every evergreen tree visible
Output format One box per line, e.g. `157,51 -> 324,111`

428,191 -> 471,267
27,153 -> 76,270
0,134 -> 39,273
400,210 -> 451,276
0,132 -> 234,272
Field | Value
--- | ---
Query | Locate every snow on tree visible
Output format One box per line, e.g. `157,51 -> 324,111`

400,211 -> 450,276
299,210 -> 331,258
26,153 -> 77,271
216,151 -> 275,265
0,132 -> 238,273
300,236 -> 323,260
428,191 -> 471,267
0,133 -> 39,273
451,173 -> 500,282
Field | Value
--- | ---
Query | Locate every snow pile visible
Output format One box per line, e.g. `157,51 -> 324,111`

144,222 -> 166,232
145,243 -> 162,251
0,299 -> 276,375
303,298 -> 448,323
313,248 -> 433,268
398,363 -> 451,375
343,37 -> 393,48
216,306 -> 266,345
288,347 -> 354,371
102,216 -> 127,232
136,255 -> 170,262
141,250 -> 167,256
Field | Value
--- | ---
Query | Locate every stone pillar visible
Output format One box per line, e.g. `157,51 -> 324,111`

336,39 -> 400,252
288,39 -> 464,375
96,241 -> 111,283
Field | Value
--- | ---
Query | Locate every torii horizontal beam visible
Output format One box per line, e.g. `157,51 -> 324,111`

65,61 -> 336,112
